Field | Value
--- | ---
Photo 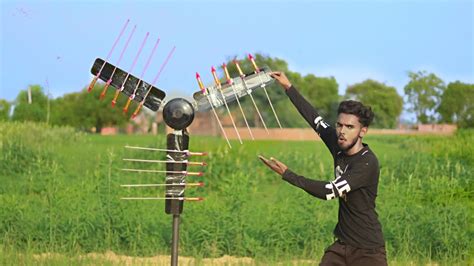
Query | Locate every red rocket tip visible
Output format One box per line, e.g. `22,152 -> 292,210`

198,182 -> 205,187
131,113 -> 137,120
111,101 -> 116,107
202,162 -> 208,166
222,62 -> 227,68
99,93 -> 105,100
197,172 -> 203,176
248,54 -> 254,60
196,72 -> 200,79
211,66 -> 216,72
197,197 -> 204,201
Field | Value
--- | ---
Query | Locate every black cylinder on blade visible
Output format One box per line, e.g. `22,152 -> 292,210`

163,98 -> 195,130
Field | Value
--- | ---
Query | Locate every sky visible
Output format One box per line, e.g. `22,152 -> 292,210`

1,0 -> 473,120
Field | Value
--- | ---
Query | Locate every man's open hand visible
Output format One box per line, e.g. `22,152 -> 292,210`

269,71 -> 292,90
259,155 -> 288,176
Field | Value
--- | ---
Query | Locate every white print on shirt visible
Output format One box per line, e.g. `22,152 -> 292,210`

332,179 -> 351,197
325,164 -> 351,200
325,183 -> 336,200
314,116 -> 329,129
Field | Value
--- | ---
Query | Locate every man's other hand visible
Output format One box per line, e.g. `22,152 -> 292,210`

259,155 -> 288,175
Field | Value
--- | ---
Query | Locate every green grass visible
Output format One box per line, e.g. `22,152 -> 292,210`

0,122 -> 472,265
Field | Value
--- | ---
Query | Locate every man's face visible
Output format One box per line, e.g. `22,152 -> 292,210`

335,113 -> 367,151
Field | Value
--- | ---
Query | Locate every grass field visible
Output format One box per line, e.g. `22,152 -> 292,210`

0,122 -> 472,265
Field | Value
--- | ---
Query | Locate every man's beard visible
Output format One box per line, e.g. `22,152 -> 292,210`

338,136 -> 358,152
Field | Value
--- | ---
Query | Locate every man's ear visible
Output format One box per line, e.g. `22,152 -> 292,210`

359,126 -> 368,138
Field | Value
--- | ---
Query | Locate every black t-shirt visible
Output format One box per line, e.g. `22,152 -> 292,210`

281,86 -> 385,249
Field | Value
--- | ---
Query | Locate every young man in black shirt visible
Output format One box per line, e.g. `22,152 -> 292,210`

259,72 -> 387,266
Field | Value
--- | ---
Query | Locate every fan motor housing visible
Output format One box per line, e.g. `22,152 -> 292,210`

163,98 -> 195,130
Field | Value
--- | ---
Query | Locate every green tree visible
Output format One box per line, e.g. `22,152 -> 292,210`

51,84 -> 130,132
438,81 -> 474,128
346,79 -> 403,128
12,85 -> 48,122
0,99 -> 11,121
404,71 -> 445,123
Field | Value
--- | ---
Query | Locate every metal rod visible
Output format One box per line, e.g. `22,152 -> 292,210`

124,34 -> 159,113
121,182 -> 204,187
247,88 -> 269,133
206,93 -> 232,148
125,146 -> 184,152
88,19 -> 130,92
196,72 -> 232,148
248,54 -> 283,128
233,59 -> 269,134
262,86 -> 282,128
121,197 -> 203,201
111,31 -> 149,106
123,158 -> 207,166
223,63 -> 255,140
124,145 -> 207,156
132,46 -> 176,119
171,215 -> 179,266
152,46 -> 176,85
212,66 -> 243,144
100,25 -> 137,99
219,89 -> 243,143
121,168 -> 203,176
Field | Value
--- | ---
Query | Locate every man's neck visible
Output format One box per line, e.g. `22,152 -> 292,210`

344,141 -> 364,156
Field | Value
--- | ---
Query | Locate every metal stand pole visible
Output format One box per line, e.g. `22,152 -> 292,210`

171,214 -> 180,266
163,98 -> 195,266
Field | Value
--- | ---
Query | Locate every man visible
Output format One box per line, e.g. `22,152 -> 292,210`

259,72 -> 387,266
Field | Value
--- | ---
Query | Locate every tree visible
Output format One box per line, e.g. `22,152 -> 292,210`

12,85 -> 48,122
51,84 -> 130,132
0,99 -> 11,121
404,71 -> 445,123
346,79 -> 403,128
438,81 -> 474,128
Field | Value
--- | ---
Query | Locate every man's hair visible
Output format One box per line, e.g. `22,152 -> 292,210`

337,100 -> 374,127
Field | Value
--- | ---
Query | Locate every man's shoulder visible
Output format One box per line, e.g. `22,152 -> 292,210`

359,146 -> 379,166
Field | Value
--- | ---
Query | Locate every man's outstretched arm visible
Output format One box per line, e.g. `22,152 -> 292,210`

270,72 -> 339,156
259,155 -> 340,200
260,155 -> 376,201
282,169 -> 346,201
